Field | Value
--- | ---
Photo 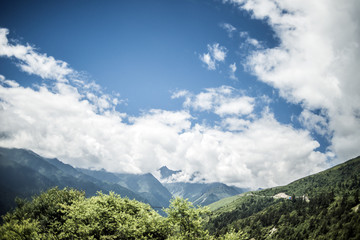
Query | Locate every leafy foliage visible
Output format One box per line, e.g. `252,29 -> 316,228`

59,191 -> 168,239
165,197 -> 210,239
0,188 -> 247,239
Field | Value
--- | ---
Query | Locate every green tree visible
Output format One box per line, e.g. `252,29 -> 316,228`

0,187 -> 84,238
59,191 -> 168,239
164,197 -> 211,240
0,218 -> 43,240
218,228 -> 248,240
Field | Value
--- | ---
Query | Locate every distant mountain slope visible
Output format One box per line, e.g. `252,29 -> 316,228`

207,156 -> 360,239
0,147 -> 145,216
157,165 -> 248,206
164,182 -> 246,206
78,168 -> 172,208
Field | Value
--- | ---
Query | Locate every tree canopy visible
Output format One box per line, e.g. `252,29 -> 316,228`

0,187 -> 246,240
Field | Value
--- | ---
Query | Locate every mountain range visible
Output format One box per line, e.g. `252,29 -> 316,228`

77,168 -> 172,209
158,166 -> 247,206
0,147 -> 245,216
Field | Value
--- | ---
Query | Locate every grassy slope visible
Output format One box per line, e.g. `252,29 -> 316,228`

258,156 -> 360,197
209,156 -> 360,211
208,193 -> 249,211
207,156 -> 360,239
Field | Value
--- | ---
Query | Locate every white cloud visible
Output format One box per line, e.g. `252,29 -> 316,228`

171,111 -> 328,188
0,73 -> 330,188
229,62 -> 237,80
239,31 -> 262,49
0,28 -> 72,82
175,86 -> 254,117
214,96 -> 254,116
0,28 -> 331,189
0,28 -> 122,115
191,91 -> 214,111
211,43 -> 227,61
221,117 -> 250,131
171,90 -> 189,99
199,53 -> 215,70
199,43 -> 227,70
299,109 -> 329,136
225,0 -> 360,162
0,74 -> 19,88
220,23 -> 237,37
0,76 -> 191,173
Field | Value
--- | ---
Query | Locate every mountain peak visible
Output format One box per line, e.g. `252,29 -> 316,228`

158,166 -> 181,179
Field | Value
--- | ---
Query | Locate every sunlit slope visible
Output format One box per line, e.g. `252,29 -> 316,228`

207,155 -> 360,239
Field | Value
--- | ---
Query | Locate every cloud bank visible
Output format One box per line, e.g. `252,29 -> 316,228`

0,27 -> 332,188
226,0 -> 360,162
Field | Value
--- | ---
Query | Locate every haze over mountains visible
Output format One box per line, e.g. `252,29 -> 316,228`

157,166 -> 247,206
0,147 -> 246,216
77,168 -> 172,209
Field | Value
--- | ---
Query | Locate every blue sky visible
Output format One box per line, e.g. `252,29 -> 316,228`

1,1 -> 277,111
0,0 -> 359,188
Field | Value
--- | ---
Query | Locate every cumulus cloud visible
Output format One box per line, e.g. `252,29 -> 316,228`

215,96 -> 254,117
173,86 -> 254,117
221,117 -> 250,131
0,72 -> 330,188
0,74 -> 192,173
299,109 -> 329,136
0,75 -> 19,88
199,43 -> 227,70
0,28 -> 331,188
225,0 -> 360,162
1,75 -> 328,188
170,110 -> 328,188
0,28 -> 121,114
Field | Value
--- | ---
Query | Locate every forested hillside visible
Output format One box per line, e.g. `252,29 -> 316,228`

207,156 -> 360,239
